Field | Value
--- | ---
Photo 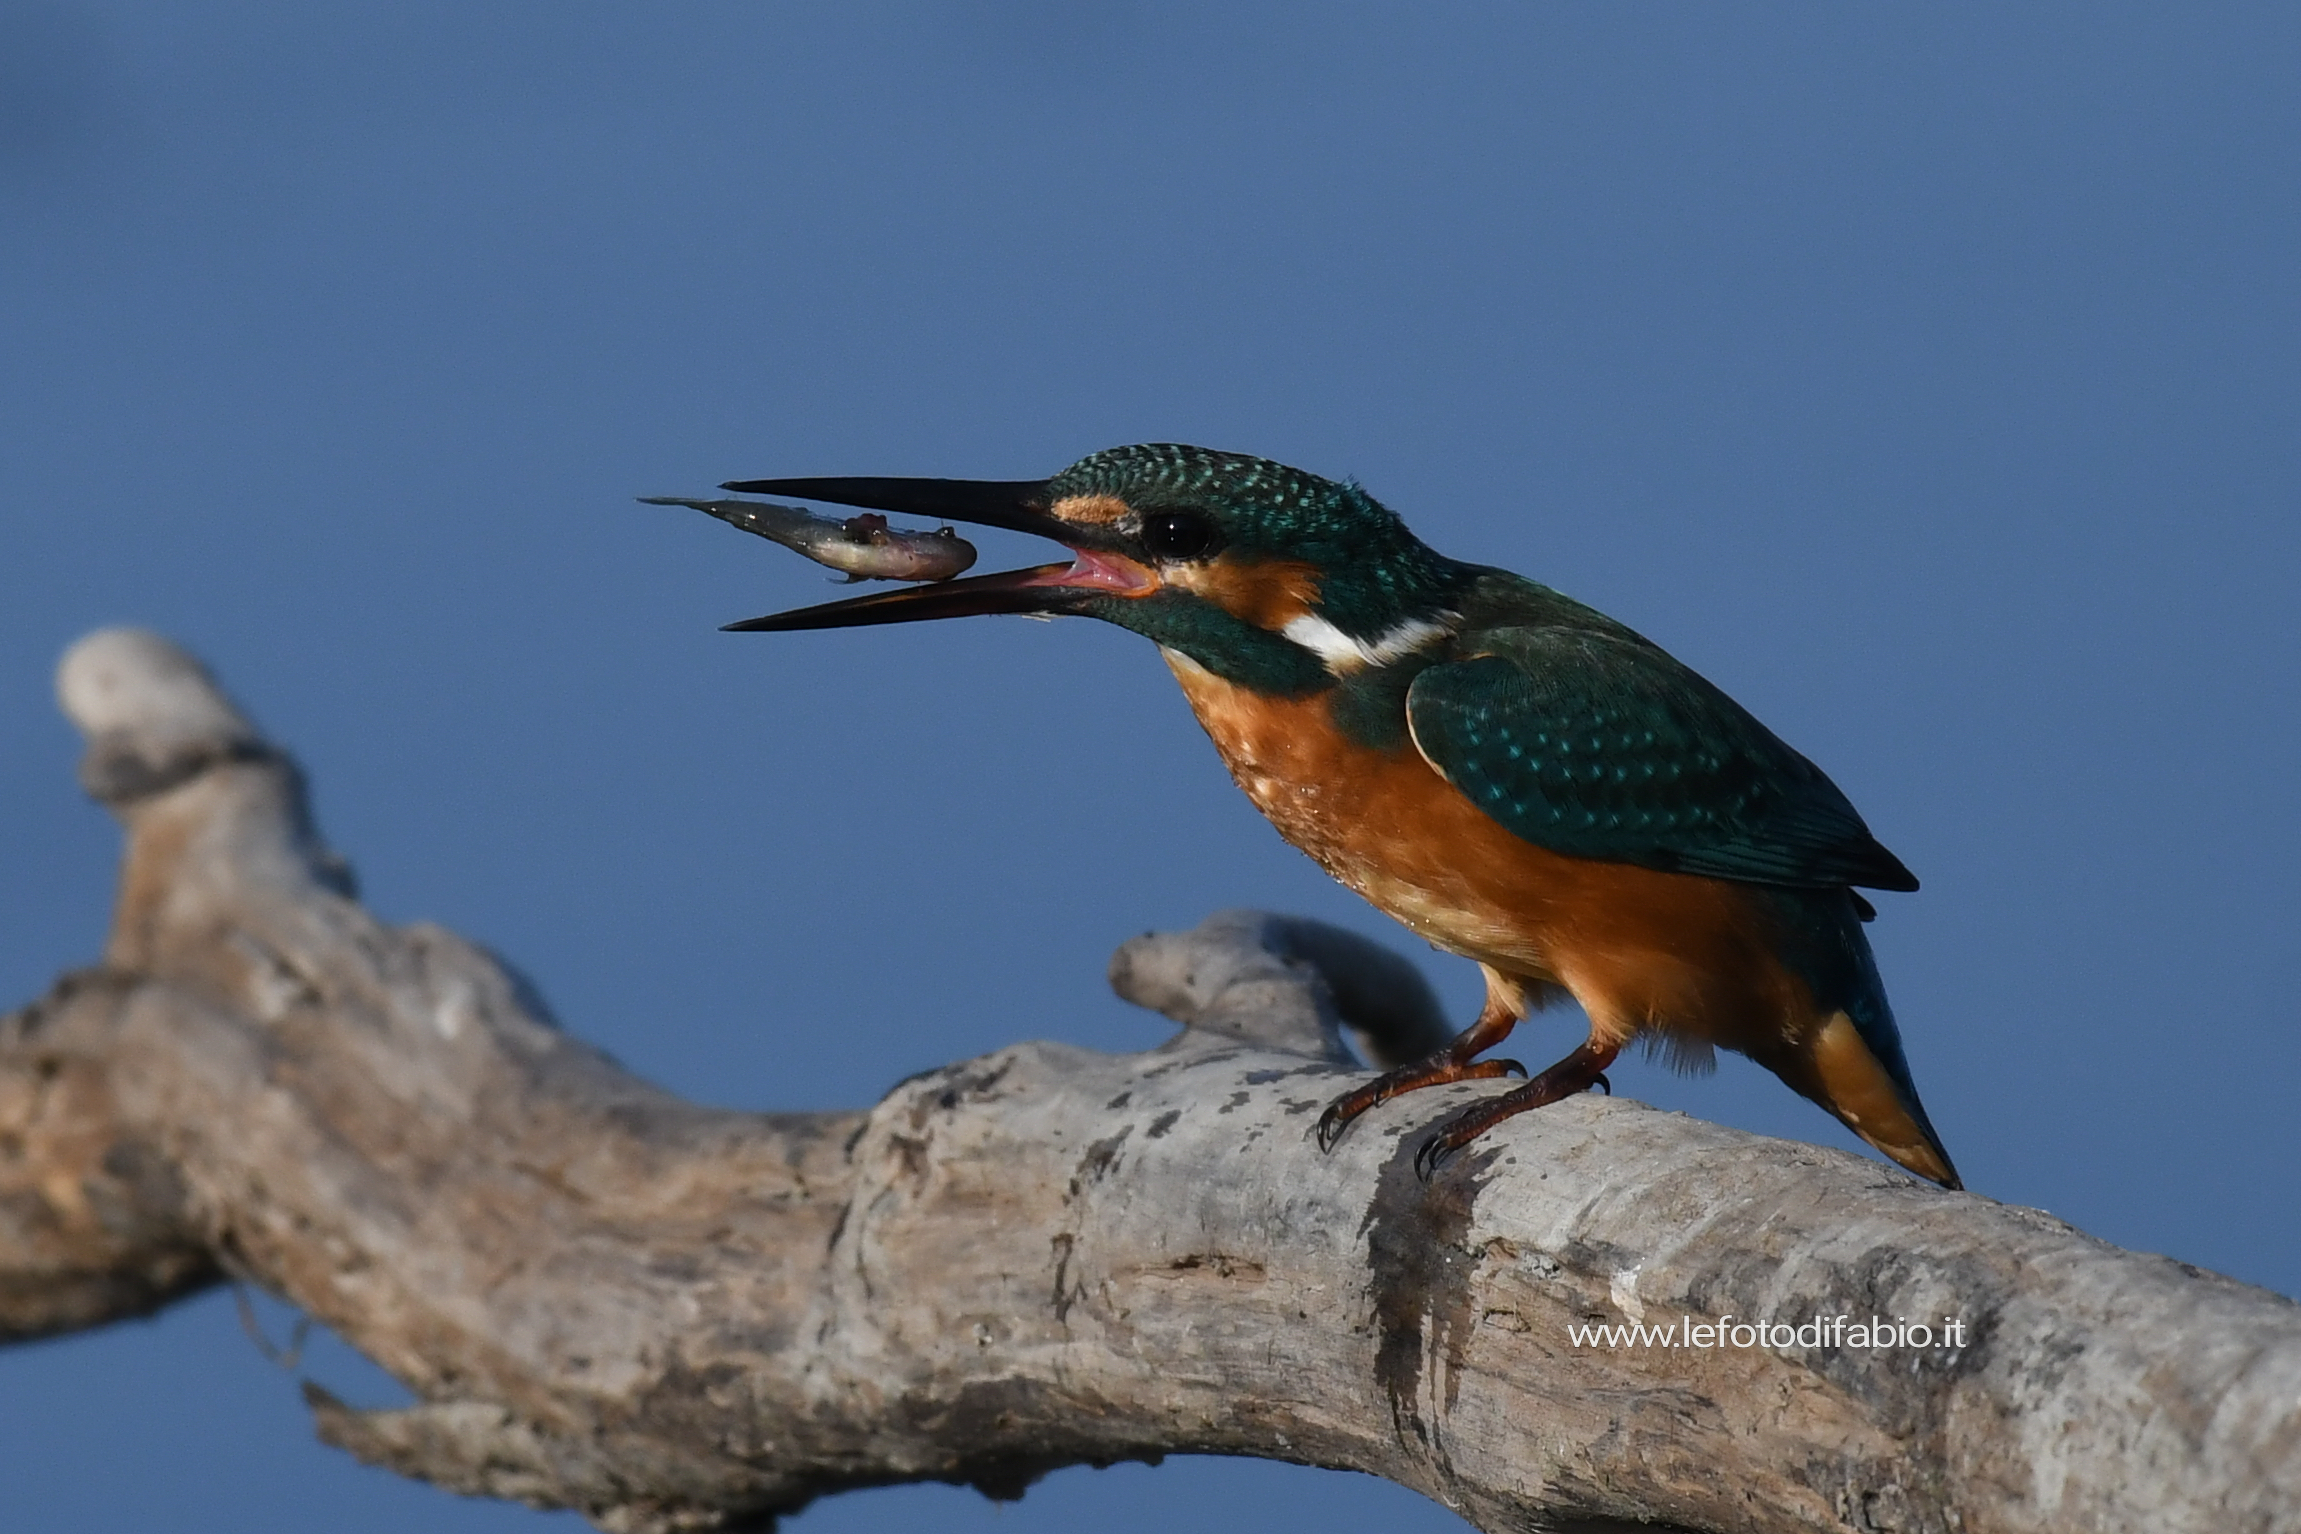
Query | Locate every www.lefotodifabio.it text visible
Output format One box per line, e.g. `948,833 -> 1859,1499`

1566,1315 -> 1970,1350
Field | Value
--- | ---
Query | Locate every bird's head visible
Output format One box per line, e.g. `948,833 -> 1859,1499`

722,444 -> 1474,694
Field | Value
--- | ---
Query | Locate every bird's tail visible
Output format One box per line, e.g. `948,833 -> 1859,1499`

1763,890 -> 1962,1190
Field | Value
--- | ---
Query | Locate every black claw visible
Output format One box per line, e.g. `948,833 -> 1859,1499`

1316,1107 -> 1348,1153
1590,1072 -> 1612,1096
1498,1058 -> 1528,1079
1413,1135 -> 1451,1181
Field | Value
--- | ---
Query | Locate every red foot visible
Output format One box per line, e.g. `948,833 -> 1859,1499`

1315,1000 -> 1523,1152
1413,1040 -> 1621,1180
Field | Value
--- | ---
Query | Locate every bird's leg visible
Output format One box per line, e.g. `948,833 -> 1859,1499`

1315,989 -> 1525,1152
1413,1037 -> 1621,1180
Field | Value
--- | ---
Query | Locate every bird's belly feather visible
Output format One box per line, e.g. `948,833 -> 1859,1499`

1163,651 -> 1816,1054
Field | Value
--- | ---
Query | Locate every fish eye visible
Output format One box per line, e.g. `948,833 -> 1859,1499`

1140,510 -> 1217,561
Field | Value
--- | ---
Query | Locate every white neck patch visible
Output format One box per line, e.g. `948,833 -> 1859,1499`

1279,611 -> 1458,675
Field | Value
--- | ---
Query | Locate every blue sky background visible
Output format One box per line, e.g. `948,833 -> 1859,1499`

3,4 -> 2295,1530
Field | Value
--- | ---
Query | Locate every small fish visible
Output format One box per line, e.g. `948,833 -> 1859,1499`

642,496 -> 977,583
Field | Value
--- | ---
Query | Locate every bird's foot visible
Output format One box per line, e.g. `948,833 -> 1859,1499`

1315,993 -> 1524,1152
1413,1040 -> 1621,1180
1316,1057 -> 1524,1152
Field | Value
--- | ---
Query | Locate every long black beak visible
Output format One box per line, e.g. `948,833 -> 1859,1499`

722,561 -> 1094,631
719,475 -> 1068,541
714,474 -> 1143,632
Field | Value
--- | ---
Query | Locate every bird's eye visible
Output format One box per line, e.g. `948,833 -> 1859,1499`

1141,510 -> 1217,560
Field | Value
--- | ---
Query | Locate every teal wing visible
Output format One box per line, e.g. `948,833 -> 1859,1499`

1404,628 -> 1917,892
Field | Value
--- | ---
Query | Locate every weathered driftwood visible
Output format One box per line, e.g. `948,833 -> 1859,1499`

2,629 -> 2296,1534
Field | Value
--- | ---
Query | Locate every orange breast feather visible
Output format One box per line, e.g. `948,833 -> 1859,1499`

1162,650 -> 1817,1056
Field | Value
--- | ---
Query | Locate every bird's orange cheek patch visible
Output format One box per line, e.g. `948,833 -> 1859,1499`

1166,555 -> 1324,632
1050,494 -> 1134,526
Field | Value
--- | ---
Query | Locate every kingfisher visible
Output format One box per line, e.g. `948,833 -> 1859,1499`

712,444 -> 1959,1188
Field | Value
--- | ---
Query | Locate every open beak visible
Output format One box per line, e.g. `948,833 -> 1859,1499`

715,475 -> 1157,632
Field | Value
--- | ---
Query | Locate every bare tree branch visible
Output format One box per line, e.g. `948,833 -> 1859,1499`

3,628 -> 2295,1533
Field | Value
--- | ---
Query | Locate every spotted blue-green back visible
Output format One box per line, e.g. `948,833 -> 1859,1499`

1406,574 -> 1918,892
